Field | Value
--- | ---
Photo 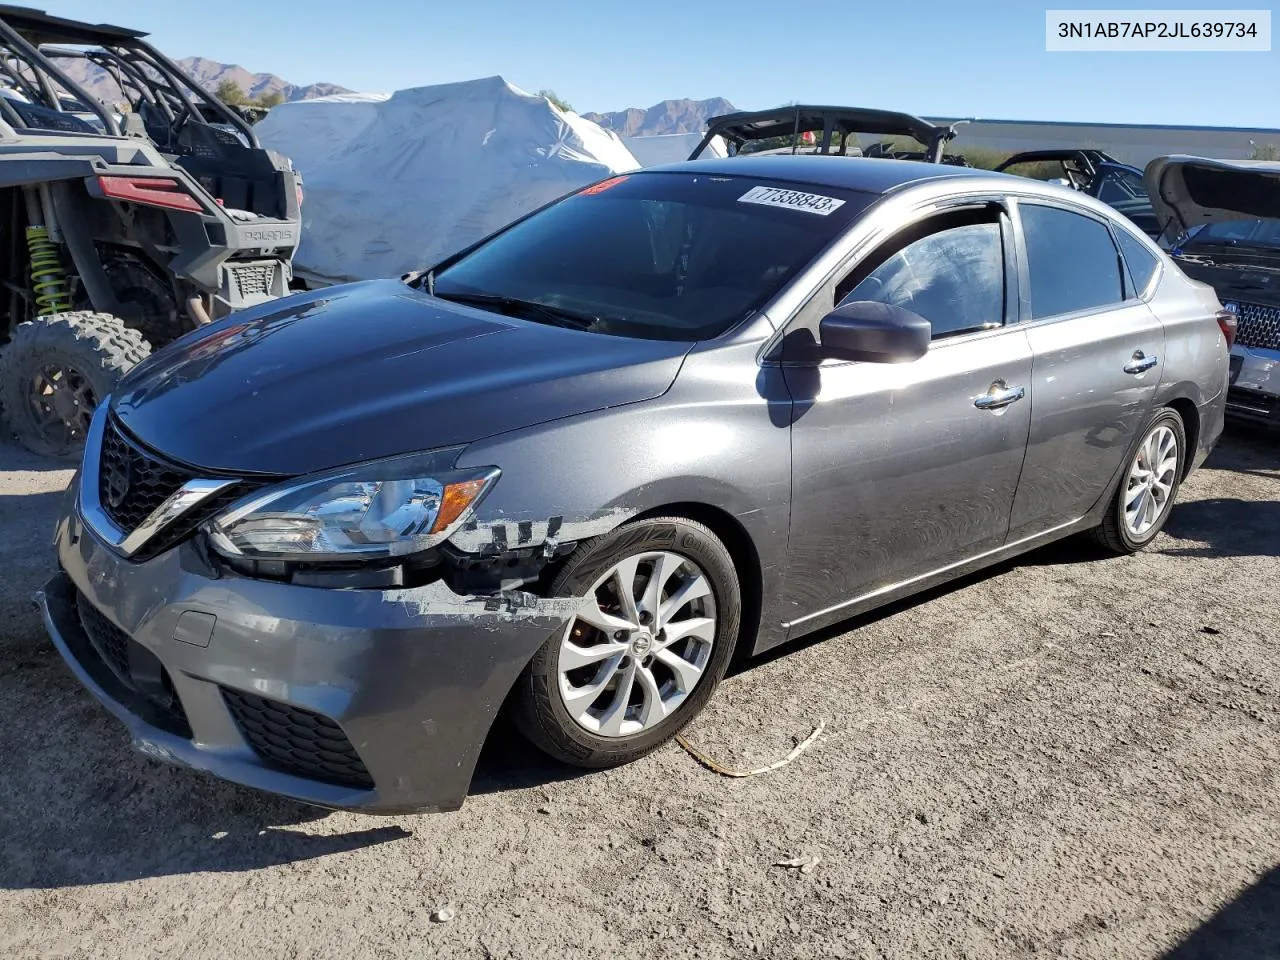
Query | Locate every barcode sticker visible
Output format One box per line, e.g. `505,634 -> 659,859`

738,185 -> 846,216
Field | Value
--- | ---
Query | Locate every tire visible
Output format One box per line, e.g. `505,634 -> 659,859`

511,516 -> 742,768
1092,407 -> 1187,555
0,312 -> 150,460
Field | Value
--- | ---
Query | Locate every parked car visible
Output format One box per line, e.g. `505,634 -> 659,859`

996,150 -> 1160,239
38,156 -> 1230,813
1147,154 -> 1280,429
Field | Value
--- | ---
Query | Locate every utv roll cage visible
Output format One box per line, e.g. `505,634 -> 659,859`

994,149 -> 1127,187
0,4 -> 258,148
688,105 -> 962,164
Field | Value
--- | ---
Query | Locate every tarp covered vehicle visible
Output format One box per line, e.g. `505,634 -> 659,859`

0,5 -> 301,458
688,105 -> 968,164
255,77 -> 639,286
1148,154 -> 1280,429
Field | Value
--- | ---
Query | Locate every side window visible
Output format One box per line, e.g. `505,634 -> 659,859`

837,216 -> 1005,339
1020,204 -> 1124,319
1114,226 -> 1160,299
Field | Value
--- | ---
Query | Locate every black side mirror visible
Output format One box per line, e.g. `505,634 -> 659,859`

817,300 -> 931,363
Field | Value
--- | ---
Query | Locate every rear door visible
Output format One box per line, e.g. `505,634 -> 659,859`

1006,200 -> 1165,541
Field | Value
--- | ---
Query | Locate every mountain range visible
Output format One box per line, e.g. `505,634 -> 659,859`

582,98 -> 737,136
58,56 -> 352,105
57,53 -> 733,138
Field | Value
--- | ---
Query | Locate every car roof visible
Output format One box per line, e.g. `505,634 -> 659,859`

641,155 -> 1002,196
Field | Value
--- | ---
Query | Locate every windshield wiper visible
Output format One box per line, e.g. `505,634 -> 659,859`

433,291 -> 599,331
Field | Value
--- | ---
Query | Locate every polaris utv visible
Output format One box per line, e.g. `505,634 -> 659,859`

688,105 -> 970,165
0,5 -> 300,458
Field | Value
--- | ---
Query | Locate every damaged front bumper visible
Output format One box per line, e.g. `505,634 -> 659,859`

39,500 -> 576,814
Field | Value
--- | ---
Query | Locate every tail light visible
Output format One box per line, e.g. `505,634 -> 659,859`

97,176 -> 203,214
1216,306 -> 1238,349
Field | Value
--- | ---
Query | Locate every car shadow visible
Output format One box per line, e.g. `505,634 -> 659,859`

0,482 -> 409,891
0,436 -> 78,474
1161,864 -> 1280,960
0,633 -> 411,890
1161,498 -> 1280,559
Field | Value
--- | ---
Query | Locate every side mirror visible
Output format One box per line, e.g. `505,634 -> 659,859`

817,300 -> 931,363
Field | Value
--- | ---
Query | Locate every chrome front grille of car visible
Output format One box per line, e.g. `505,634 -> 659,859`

89,412 -> 261,560
98,414 -> 194,535
1233,301 -> 1280,351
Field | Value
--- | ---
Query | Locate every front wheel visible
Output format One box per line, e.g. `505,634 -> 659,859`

1093,408 -> 1187,554
511,517 -> 742,768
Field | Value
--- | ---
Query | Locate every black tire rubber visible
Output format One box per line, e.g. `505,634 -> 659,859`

0,312 -> 150,460
510,516 -> 742,769
1092,407 -> 1187,555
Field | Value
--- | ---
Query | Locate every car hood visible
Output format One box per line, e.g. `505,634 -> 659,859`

1145,155 -> 1280,238
111,280 -> 693,475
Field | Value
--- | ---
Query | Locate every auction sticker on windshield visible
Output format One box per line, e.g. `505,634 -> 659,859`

738,185 -> 846,215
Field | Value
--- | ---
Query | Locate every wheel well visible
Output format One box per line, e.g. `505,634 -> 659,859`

1165,397 -> 1199,478
632,502 -> 763,665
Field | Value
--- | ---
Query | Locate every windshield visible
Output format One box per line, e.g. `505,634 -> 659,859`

428,172 -> 871,341
1183,219 -> 1280,251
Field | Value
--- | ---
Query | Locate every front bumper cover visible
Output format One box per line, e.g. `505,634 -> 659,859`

40,498 -> 573,814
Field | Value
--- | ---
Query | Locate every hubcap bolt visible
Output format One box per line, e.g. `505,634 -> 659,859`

614,630 -> 627,640
639,612 -> 652,625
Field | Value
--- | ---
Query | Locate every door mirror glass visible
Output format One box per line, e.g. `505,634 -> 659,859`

817,300 -> 931,363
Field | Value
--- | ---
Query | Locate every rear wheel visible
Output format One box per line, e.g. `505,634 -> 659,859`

511,517 -> 741,768
1093,408 -> 1186,554
0,312 -> 149,460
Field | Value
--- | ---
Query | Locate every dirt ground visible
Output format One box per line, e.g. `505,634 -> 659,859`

0,428 -> 1276,960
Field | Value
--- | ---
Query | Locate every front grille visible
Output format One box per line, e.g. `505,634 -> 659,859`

1234,301 -> 1280,351
99,416 -> 195,533
222,689 -> 374,789
77,593 -> 129,681
75,592 -> 191,737
97,415 -> 264,560
230,262 -> 277,299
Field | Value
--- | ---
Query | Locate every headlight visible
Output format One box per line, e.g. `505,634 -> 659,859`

205,448 -> 499,563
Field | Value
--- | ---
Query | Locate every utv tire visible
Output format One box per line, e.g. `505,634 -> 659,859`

1092,408 -> 1187,555
0,312 -> 150,460
511,517 -> 742,769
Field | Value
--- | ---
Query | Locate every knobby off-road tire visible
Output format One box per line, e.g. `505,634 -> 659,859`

1093,407 -> 1187,555
511,517 -> 742,768
0,312 -> 150,460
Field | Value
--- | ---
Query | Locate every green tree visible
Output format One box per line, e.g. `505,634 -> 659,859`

215,78 -> 246,105
256,90 -> 285,109
538,88 -> 573,113
1250,142 -> 1279,161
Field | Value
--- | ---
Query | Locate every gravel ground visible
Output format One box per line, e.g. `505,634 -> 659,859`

0,429 -> 1276,960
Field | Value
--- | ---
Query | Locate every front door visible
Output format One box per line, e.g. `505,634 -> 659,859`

780,204 -> 1033,627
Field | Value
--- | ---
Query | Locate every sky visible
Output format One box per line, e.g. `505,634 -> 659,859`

44,0 -> 1280,127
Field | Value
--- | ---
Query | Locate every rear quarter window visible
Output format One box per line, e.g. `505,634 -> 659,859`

1114,227 -> 1161,299
1020,203 -> 1124,319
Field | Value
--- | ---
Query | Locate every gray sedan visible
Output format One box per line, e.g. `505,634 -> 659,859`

37,156 -> 1230,813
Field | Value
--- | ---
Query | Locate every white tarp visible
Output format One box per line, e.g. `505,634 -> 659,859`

256,76 -> 640,284
623,132 -> 727,167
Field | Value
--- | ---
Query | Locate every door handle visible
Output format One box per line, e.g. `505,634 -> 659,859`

973,383 -> 1026,410
1123,351 -> 1159,374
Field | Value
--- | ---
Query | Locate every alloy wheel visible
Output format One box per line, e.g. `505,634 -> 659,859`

557,550 -> 717,738
1124,423 -> 1179,538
